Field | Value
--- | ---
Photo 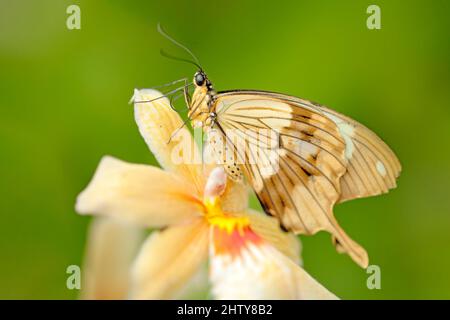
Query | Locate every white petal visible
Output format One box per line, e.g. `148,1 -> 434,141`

240,209 -> 302,264
133,89 -> 204,194
76,156 -> 203,227
210,227 -> 338,300
130,219 -> 209,299
80,217 -> 144,300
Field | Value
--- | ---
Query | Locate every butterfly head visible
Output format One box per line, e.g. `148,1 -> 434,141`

189,70 -> 215,128
193,70 -> 213,90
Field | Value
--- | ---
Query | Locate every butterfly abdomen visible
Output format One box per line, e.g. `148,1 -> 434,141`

206,127 -> 244,182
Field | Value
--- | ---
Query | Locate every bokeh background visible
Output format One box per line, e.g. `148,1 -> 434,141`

0,0 -> 449,299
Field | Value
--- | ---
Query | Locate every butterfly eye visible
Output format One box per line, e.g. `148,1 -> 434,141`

194,73 -> 205,86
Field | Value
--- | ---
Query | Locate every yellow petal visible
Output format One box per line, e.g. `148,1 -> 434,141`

81,217 -> 144,300
133,89 -> 204,194
76,156 -> 203,227
130,219 -> 209,299
242,209 -> 302,264
210,228 -> 338,300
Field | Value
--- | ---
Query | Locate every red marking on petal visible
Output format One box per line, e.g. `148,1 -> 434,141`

213,225 -> 263,258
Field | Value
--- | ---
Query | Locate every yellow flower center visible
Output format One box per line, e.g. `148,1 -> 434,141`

203,196 -> 249,235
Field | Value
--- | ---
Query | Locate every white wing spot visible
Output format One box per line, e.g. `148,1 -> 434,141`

325,113 -> 355,160
376,161 -> 386,176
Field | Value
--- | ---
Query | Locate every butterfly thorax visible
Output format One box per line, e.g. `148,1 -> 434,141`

188,71 -> 217,130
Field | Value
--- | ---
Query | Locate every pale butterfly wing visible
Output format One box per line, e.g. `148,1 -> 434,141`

211,90 -> 371,268
317,106 -> 402,203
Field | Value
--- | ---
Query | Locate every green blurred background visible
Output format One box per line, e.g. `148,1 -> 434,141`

0,0 -> 449,299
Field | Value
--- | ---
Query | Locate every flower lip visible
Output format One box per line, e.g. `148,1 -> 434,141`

212,224 -> 261,258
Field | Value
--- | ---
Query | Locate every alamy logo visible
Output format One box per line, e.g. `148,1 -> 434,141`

66,5 -> 81,30
366,5 -> 381,30
66,265 -> 81,290
366,265 -> 381,289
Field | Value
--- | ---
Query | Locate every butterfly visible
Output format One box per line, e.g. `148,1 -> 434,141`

137,25 -> 401,268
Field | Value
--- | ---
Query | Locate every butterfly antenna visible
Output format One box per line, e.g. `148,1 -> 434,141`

160,49 -> 202,70
157,23 -> 202,70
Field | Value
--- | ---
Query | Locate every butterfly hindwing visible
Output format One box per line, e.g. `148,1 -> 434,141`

212,91 -> 372,267
318,106 -> 402,203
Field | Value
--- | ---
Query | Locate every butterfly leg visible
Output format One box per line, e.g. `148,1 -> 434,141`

183,78 -> 191,108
